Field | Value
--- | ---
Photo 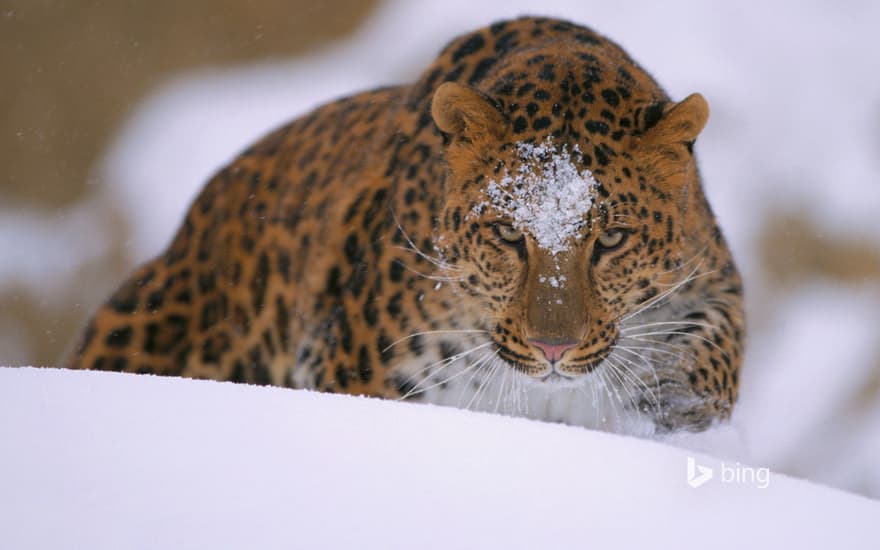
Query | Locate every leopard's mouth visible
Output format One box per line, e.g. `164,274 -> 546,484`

555,344 -> 613,376
492,336 -> 615,382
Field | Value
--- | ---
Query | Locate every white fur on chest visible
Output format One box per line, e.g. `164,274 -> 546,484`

401,350 -> 657,437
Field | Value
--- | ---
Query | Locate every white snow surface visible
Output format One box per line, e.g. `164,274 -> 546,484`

483,140 -> 598,255
1,366 -> 877,550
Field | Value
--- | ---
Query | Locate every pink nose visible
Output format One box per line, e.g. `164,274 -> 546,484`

529,339 -> 578,363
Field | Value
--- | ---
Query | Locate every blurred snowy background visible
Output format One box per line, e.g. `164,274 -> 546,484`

2,1 -> 879,497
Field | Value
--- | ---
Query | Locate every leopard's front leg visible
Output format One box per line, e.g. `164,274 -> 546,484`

615,270 -> 745,432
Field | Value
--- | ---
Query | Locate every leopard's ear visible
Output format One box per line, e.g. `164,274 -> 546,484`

641,93 -> 709,148
432,82 -> 506,140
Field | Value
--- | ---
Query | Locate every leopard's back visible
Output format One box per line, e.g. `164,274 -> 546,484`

70,86 -> 422,390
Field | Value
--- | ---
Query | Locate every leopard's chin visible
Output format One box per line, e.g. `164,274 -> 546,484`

538,371 -> 582,386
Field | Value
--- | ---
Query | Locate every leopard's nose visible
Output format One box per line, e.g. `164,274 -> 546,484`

529,338 -> 578,364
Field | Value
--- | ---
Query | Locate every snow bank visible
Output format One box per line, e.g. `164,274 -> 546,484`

1,367 -> 876,550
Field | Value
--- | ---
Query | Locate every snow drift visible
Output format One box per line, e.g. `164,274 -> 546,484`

1,367 -> 876,550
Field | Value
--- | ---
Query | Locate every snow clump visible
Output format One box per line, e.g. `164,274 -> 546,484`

483,139 -> 599,255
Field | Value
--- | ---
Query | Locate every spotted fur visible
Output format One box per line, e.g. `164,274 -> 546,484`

68,17 -> 744,433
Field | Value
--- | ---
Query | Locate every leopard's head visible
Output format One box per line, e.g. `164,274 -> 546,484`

431,68 -> 710,383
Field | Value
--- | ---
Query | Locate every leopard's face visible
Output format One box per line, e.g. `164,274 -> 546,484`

437,139 -> 697,385
431,75 -> 708,386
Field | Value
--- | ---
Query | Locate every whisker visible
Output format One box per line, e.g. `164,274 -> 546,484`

613,345 -> 688,378
619,261 -> 709,323
588,366 -> 599,417
382,329 -> 489,353
402,349 -> 496,400
397,262 -> 464,283
467,357 -> 501,411
607,351 -> 661,412
622,335 -> 700,354
493,364 -> 510,414
507,369 -> 523,415
390,245 -> 462,272
621,320 -> 718,334
621,330 -> 729,359
615,359 -> 647,412
457,349 -> 499,407
402,342 -> 486,384
390,207 -> 462,272
653,244 -> 710,276
652,268 -> 716,288
620,269 -> 701,323
614,342 -> 697,364
604,358 -> 640,414
596,368 -> 622,427
399,342 -> 493,400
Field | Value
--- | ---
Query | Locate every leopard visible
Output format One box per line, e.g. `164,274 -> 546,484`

67,16 -> 745,434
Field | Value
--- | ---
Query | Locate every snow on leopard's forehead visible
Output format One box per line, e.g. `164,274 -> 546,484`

475,138 -> 599,255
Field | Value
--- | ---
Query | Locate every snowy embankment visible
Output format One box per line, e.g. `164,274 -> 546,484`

1,367 -> 877,549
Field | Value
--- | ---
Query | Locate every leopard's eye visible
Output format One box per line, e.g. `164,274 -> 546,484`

494,223 -> 524,243
596,228 -> 626,250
